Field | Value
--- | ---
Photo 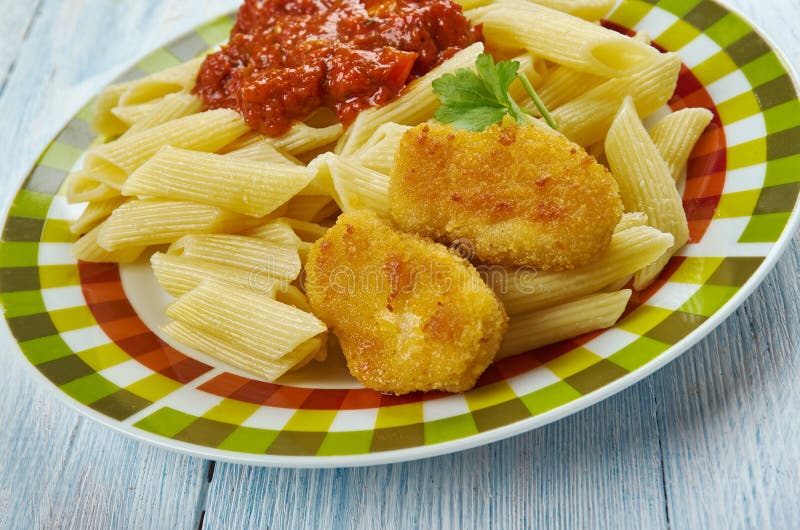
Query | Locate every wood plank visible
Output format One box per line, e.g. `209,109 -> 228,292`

654,235 -> 800,530
0,1 -> 41,91
0,2 -> 240,528
202,385 -> 669,530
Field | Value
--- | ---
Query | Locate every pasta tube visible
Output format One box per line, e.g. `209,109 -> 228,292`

650,108 -> 714,180
168,234 -> 302,282
553,52 -> 681,146
151,252 -> 281,297
85,109 -> 250,188
327,155 -> 390,215
71,223 -> 145,263
165,280 -> 326,378
70,196 -> 128,235
467,1 -> 657,77
97,199 -> 251,251
122,146 -> 315,217
497,290 -> 631,359
492,225 -> 673,315
118,57 -> 204,105
605,97 -> 689,290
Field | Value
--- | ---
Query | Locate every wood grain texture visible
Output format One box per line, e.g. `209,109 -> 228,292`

0,0 -> 797,529
202,385 -> 669,530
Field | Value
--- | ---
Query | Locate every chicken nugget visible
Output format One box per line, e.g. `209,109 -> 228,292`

389,120 -> 623,270
304,209 -> 508,394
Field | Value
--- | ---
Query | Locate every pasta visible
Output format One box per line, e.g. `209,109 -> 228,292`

66,0 -> 717,390
122,146 -> 315,217
526,0 -> 616,21
97,199 -> 253,251
491,225 -> 673,315
164,280 -> 326,378
650,108 -> 714,180
552,51 -> 681,146
151,252 -> 282,297
466,0 -> 658,77
163,320 -> 323,381
65,171 -> 120,204
327,155 -> 390,214
284,195 -> 340,222
497,290 -> 631,359
337,42 -> 484,155
122,92 -> 203,137
118,56 -> 204,106
242,219 -> 304,247
614,212 -> 649,233
91,82 -> 133,137
70,196 -> 128,235
84,109 -> 250,188
167,234 -> 302,282
605,97 -> 689,290
71,223 -> 145,263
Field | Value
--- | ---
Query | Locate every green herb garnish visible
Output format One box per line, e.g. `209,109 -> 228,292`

432,53 -> 557,131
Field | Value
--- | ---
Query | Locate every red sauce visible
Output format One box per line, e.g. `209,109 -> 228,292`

194,0 -> 482,136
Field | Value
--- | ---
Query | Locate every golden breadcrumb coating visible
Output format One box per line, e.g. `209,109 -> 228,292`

304,210 -> 508,394
389,120 -> 623,271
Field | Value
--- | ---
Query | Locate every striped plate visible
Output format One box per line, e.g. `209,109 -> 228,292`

1,0 -> 799,467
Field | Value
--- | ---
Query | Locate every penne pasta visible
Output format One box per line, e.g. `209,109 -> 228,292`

122,146 -> 315,217
605,97 -> 689,290
151,252 -> 282,297
614,212 -> 649,233
269,122 -> 344,155
65,171 -> 121,204
490,225 -> 673,315
97,199 -> 251,251
118,56 -> 204,106
467,1 -> 657,77
168,234 -> 302,281
70,196 -> 128,235
284,195 -> 339,222
85,109 -> 250,188
71,223 -> 145,263
533,66 -> 603,112
222,137 -> 301,165
526,0 -> 616,21
283,218 -> 329,242
163,320 -> 324,381
91,82 -> 134,137
241,219 -> 303,247
497,289 -> 631,359
337,42 -> 484,155
552,52 -> 681,146
123,92 -> 203,137
165,280 -> 327,377
353,122 -> 411,175
111,99 -> 163,126
650,108 -> 714,180
327,155 -> 390,215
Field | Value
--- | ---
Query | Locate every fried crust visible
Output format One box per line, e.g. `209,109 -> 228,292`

389,120 -> 623,271
304,210 -> 508,394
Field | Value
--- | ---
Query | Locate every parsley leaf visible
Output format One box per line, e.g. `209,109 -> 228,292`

432,53 -> 557,132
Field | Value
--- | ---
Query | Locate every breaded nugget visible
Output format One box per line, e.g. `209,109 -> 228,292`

389,120 -> 623,271
304,210 -> 508,394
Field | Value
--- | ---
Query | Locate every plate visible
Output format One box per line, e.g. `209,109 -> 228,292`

1,0 -> 799,467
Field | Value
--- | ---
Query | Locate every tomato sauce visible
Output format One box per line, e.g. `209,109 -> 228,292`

194,0 -> 482,136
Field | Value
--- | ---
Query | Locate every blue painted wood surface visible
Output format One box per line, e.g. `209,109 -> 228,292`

0,1 -> 797,528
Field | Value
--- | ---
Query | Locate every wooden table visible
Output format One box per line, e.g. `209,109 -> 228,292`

0,1 -> 798,528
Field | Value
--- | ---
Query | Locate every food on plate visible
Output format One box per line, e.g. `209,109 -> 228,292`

194,0 -> 482,136
304,209 -> 508,394
62,0 -> 715,393
389,120 -> 623,270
